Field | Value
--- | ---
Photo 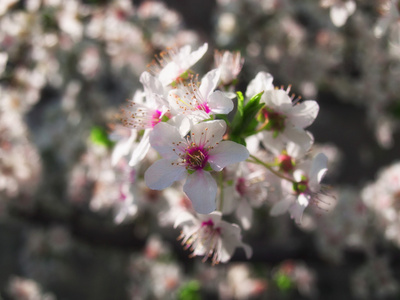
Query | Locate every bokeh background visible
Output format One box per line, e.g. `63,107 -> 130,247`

1,0 -> 400,299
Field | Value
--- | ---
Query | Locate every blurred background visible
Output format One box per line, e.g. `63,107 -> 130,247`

1,0 -> 400,299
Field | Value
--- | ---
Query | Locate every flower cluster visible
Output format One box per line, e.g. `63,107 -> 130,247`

114,43 -> 328,264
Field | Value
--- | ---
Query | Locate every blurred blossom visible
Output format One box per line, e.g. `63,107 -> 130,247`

214,50 -> 244,86
362,161 -> 400,246
219,264 -> 267,300
7,277 -> 56,300
273,260 -> 317,297
351,256 -> 399,299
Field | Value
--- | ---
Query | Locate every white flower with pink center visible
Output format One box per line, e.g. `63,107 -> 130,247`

221,162 -> 268,230
121,72 -> 169,166
168,68 -> 234,122
174,211 -> 252,265
150,43 -> 208,86
144,120 -> 249,214
270,153 -> 328,224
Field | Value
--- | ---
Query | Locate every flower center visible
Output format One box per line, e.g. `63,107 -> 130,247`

196,102 -> 211,113
235,177 -> 247,196
278,154 -> 294,173
261,106 -> 286,134
185,147 -> 208,170
151,110 -> 162,127
292,176 -> 309,195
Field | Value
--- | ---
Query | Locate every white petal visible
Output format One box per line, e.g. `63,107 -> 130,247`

208,141 -> 249,172
140,71 -> 165,98
219,223 -> 252,261
264,89 -> 292,111
112,132 -> 136,166
183,171 -> 217,214
270,197 -> 292,216
236,200 -> 253,230
158,62 -> 181,86
191,120 -> 226,147
199,68 -> 220,98
330,3 -> 353,27
186,42 -> 208,68
289,194 -> 309,224
259,131 -> 285,155
167,115 -> 191,137
174,211 -> 196,228
144,159 -> 186,190
208,91 -> 234,114
129,129 -> 151,166
245,71 -> 274,99
289,100 -> 319,128
220,184 -> 236,214
283,126 -> 313,157
149,122 -> 183,159
309,153 -> 328,190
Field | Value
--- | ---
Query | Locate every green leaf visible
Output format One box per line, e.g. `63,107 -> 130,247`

275,273 -> 293,291
231,91 -> 244,133
90,126 -> 114,149
178,280 -> 201,300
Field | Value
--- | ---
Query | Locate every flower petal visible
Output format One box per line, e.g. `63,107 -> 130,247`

236,199 -> 253,230
309,153 -> 328,190
129,129 -> 151,166
264,89 -> 292,111
289,194 -> 309,224
140,71 -> 165,98
191,120 -> 226,148
283,126 -> 313,158
199,68 -> 220,99
149,122 -> 183,158
145,159 -> 186,190
183,171 -> 217,214
289,100 -> 319,128
208,90 -> 234,114
208,141 -> 249,172
174,211 -> 196,228
270,197 -> 293,216
245,71 -> 274,99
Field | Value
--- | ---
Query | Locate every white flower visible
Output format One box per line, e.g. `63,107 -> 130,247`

144,119 -> 249,214
121,72 -> 169,166
321,0 -> 356,27
150,43 -> 208,86
221,162 -> 267,230
270,153 -> 328,224
245,71 -> 274,99
214,50 -> 244,85
168,68 -> 234,121
174,211 -> 252,265
257,89 -> 319,158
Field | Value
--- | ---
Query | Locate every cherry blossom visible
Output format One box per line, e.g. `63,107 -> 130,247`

270,153 -> 328,223
144,120 -> 249,214
174,211 -> 252,265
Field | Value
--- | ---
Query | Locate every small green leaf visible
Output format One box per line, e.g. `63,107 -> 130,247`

178,280 -> 201,300
275,273 -> 293,291
90,126 -> 114,148
231,91 -> 245,133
